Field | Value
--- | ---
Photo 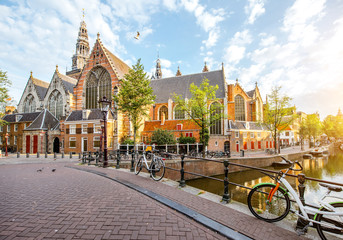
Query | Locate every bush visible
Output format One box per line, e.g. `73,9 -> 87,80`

178,136 -> 196,144
122,138 -> 134,145
151,128 -> 176,145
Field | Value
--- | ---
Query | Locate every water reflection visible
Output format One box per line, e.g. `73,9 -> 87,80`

186,151 -> 343,206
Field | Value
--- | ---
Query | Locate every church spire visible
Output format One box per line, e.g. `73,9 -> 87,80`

202,62 -> 209,72
71,10 -> 90,71
155,53 -> 162,79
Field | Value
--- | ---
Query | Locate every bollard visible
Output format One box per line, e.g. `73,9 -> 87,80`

179,155 -> 186,187
130,150 -> 135,172
37,152 -> 39,158
79,153 -> 81,159
62,152 -> 64,158
222,160 -> 231,203
26,153 -> 29,158
296,173 -> 308,234
70,152 -> 72,159
45,152 -> 48,158
116,150 -> 121,169
17,152 -> 20,158
54,152 -> 57,159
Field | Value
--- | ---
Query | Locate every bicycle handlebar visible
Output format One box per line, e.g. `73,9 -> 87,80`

280,156 -> 303,171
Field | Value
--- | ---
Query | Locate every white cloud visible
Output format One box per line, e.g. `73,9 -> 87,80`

245,0 -> 265,24
231,29 -> 253,45
222,30 -> 252,66
224,45 -> 246,64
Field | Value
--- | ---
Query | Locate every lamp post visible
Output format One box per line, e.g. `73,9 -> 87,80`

40,131 -> 44,154
227,131 -> 232,158
99,96 -> 111,168
5,133 -> 9,156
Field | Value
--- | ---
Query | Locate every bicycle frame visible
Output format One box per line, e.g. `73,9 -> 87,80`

140,152 -> 155,171
278,174 -> 343,230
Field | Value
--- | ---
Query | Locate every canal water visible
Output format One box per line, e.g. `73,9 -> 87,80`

186,151 -> 343,207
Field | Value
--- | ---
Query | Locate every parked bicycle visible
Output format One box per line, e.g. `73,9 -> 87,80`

247,157 -> 343,239
134,150 -> 165,181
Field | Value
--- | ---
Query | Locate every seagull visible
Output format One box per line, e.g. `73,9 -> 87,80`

52,169 -> 56,172
134,31 -> 140,40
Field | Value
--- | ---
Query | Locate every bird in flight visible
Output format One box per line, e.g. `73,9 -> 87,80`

134,31 -> 140,40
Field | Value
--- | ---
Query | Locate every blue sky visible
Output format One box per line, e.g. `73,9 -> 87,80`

1,0 -> 343,119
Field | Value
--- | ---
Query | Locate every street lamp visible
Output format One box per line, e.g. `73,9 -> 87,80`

40,131 -> 44,154
5,133 -> 9,156
99,96 -> 111,168
227,131 -> 232,158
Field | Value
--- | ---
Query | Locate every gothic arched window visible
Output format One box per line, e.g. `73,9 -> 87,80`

23,94 -> 36,113
159,106 -> 168,120
235,95 -> 245,121
48,90 -> 63,119
174,105 -> 185,120
86,67 -> 111,109
210,102 -> 222,135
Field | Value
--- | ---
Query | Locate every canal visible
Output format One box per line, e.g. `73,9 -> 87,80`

186,151 -> 343,207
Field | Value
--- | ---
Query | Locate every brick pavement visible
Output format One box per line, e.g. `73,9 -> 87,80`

0,163 -> 227,240
70,165 -> 309,240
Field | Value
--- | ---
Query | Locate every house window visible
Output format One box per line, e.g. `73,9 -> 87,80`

48,90 -> 63,119
14,136 -> 17,145
285,132 -> 290,136
70,125 -> 76,134
0,136 -> 2,144
82,124 -> 88,134
23,94 -> 36,113
234,95 -> 245,121
235,131 -> 239,138
94,124 -> 101,133
185,132 -> 193,137
250,132 -> 254,138
7,125 -> 10,132
14,124 -> 18,132
0,126 -> 3,132
257,132 -> 261,138
93,136 -> 100,148
243,132 -> 247,138
69,137 -> 76,148
176,124 -> 182,131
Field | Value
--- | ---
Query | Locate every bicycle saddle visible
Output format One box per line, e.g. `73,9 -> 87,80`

319,183 -> 342,192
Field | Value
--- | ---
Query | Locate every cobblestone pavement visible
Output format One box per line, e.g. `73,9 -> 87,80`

0,163 -> 227,240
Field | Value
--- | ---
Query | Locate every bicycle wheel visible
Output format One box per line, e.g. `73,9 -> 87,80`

134,157 -> 143,175
316,202 -> 343,240
150,158 -> 165,181
247,183 -> 290,222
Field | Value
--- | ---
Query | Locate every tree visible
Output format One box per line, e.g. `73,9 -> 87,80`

298,119 -> 307,151
304,114 -> 322,147
173,78 -> 223,157
263,86 -> 295,154
0,69 -> 12,125
322,115 -> 343,139
151,128 -> 176,145
114,59 -> 155,149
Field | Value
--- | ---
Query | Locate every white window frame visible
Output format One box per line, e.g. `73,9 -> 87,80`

94,123 -> 101,134
250,132 -> 254,138
7,125 -> 10,132
69,137 -> 76,148
82,124 -> 88,134
243,132 -> 247,138
0,126 -> 3,132
257,132 -> 261,138
14,124 -> 18,132
93,136 -> 100,148
14,136 -> 17,145
235,131 -> 239,138
70,125 -> 76,135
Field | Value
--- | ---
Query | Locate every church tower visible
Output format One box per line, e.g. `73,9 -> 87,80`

67,13 -> 89,79
155,57 -> 162,79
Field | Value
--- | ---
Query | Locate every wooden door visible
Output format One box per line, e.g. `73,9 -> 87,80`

33,135 -> 38,154
26,135 -> 30,153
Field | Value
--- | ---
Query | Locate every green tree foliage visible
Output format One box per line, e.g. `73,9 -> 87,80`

114,59 -> 155,148
304,114 -> 322,147
151,128 -> 176,145
178,136 -> 196,144
263,86 -> 295,154
322,115 -> 343,139
173,78 -> 223,157
0,69 -> 12,125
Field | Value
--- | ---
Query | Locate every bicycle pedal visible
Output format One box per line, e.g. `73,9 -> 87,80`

295,225 -> 308,236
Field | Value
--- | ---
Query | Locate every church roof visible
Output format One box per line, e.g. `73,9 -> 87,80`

2,112 -> 41,123
150,69 -> 226,103
32,77 -> 49,100
57,72 -> 77,93
103,47 -> 130,80
65,109 -> 115,121
25,109 -> 59,131
246,90 -> 255,98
